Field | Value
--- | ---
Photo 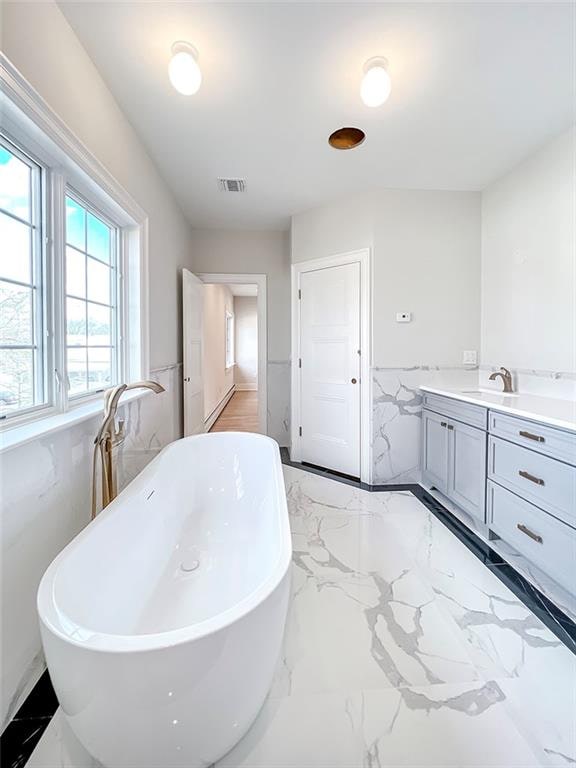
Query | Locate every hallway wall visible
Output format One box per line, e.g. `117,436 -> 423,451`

234,297 -> 258,390
202,284 -> 235,421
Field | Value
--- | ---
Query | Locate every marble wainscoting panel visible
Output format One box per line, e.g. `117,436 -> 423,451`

267,360 -> 290,447
479,365 -> 576,401
0,363 -> 182,731
371,366 -> 478,485
115,364 -> 182,488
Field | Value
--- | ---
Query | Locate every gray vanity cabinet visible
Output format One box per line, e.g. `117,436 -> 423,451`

422,395 -> 488,522
447,420 -> 487,521
422,409 -> 450,493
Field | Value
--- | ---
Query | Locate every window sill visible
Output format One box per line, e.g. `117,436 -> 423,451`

0,390 -> 149,454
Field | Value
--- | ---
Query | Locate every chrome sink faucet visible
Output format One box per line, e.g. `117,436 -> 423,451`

488,367 -> 514,393
92,380 -> 165,519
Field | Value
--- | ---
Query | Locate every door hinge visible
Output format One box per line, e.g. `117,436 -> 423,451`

299,426 -> 302,437
298,289 -> 301,299
298,358 -> 302,368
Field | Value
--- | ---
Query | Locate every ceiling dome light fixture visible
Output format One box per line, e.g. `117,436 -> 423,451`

169,41 -> 202,95
360,57 -> 391,108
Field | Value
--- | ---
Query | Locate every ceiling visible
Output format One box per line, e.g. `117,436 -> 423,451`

59,2 -> 575,230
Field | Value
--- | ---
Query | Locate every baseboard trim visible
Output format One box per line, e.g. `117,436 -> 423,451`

234,383 -> 257,391
204,386 -> 235,431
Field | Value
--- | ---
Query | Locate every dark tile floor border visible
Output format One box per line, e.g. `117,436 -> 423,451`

3,452 -> 575,767
1,671 -> 58,768
281,449 -> 576,654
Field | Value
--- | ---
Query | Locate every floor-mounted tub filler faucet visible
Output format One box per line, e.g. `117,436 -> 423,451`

488,366 -> 514,393
91,380 -> 165,519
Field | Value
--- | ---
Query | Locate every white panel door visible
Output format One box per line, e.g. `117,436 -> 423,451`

300,262 -> 360,477
182,269 -> 204,436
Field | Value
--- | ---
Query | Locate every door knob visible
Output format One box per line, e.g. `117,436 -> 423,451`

351,378 -> 357,384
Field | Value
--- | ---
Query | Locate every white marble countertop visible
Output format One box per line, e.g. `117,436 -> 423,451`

420,386 -> 576,433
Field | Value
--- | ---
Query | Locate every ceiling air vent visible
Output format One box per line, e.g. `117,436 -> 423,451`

218,178 -> 246,193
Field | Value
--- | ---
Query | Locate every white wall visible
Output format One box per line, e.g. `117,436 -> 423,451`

0,1 -> 195,727
189,229 -> 291,444
291,189 -> 481,368
1,1 -> 193,370
291,189 -> 482,483
481,127 -> 576,376
202,284 -> 234,419
234,296 -> 258,388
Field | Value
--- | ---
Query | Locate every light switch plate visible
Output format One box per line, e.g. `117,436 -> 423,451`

463,350 -> 477,365
396,312 -> 411,323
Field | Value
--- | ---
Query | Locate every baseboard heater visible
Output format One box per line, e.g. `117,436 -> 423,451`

204,386 -> 235,431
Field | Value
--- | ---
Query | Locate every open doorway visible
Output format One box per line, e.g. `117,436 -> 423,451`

197,273 -> 267,435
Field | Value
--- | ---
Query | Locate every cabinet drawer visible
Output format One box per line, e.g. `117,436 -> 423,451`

487,481 -> 576,594
489,411 -> 576,466
422,393 -> 487,430
488,436 -> 576,528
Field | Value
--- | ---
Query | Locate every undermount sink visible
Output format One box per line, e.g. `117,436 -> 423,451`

461,389 -> 519,397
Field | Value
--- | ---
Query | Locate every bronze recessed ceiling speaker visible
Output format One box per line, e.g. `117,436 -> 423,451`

328,127 -> 366,150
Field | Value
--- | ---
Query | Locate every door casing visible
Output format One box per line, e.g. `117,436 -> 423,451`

197,273 -> 267,435
291,249 -> 372,483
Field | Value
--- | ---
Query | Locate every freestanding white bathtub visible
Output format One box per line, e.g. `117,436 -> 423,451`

37,432 -> 292,768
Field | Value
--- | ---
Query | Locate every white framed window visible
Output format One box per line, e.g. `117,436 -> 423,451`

0,59 -> 149,444
225,310 -> 234,369
64,192 -> 120,398
0,137 -> 47,418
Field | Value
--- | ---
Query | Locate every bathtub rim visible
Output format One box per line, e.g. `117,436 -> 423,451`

37,432 -> 292,654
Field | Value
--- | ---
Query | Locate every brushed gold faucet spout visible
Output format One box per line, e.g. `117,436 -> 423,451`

91,380 -> 165,519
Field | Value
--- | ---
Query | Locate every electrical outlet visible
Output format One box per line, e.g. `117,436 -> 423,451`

396,312 -> 411,323
463,350 -> 477,365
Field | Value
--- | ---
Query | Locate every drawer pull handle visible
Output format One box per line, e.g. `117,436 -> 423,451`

519,430 -> 545,443
517,523 -> 543,544
519,470 -> 545,486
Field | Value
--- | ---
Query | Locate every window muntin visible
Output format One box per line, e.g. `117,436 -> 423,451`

65,194 -> 119,397
0,139 -> 45,418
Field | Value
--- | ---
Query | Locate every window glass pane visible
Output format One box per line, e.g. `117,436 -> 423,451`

87,213 -> 111,263
67,348 -> 87,395
65,196 -> 85,250
0,145 -> 31,221
66,247 -> 86,299
88,347 -> 111,390
87,302 -> 111,346
0,281 -> 33,345
67,297 -> 87,346
87,257 -> 111,305
0,348 -> 33,415
64,192 -> 119,400
0,213 -> 31,284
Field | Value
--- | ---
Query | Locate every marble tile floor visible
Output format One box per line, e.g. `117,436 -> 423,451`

21,466 -> 576,767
